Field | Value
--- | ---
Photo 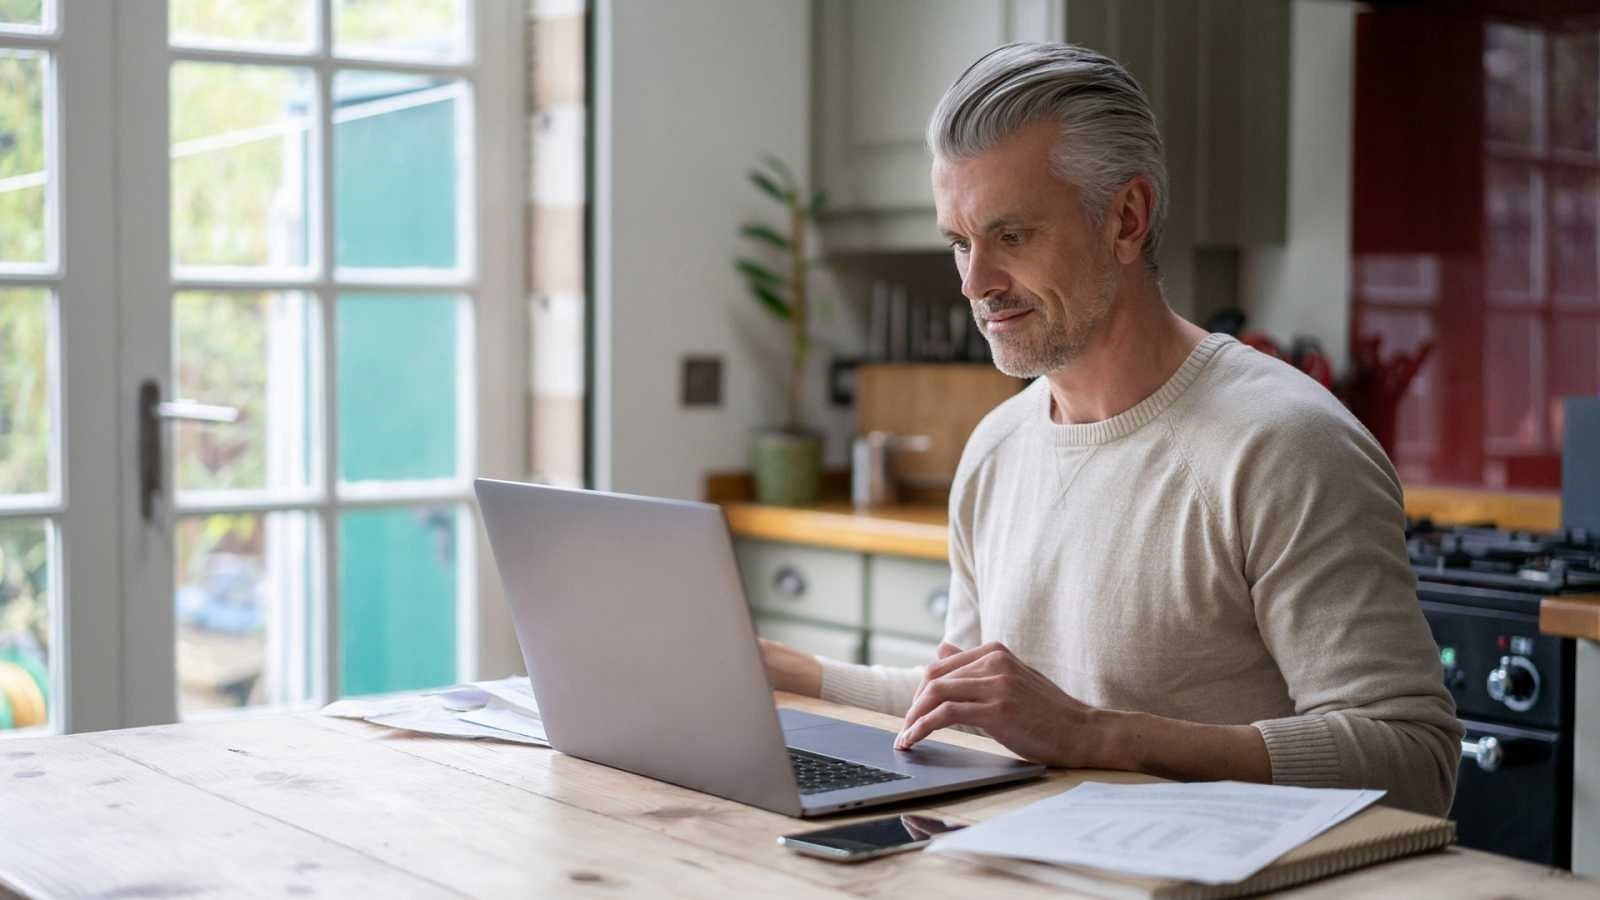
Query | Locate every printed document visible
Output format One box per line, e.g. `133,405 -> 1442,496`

928,781 -> 1384,885
322,675 -> 547,746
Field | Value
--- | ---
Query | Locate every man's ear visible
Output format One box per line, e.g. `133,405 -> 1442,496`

1109,176 -> 1155,266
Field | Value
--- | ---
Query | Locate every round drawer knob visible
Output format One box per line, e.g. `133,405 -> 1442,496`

925,589 -> 949,621
772,566 -> 807,599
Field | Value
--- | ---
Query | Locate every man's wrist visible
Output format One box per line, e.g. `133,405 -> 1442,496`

1081,707 -> 1144,770
1079,708 -> 1272,782
779,648 -> 822,697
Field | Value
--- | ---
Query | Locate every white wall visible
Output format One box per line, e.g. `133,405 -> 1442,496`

1239,0 -> 1355,370
594,0 -> 857,499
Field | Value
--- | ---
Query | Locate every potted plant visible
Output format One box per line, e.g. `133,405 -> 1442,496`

736,156 -> 827,506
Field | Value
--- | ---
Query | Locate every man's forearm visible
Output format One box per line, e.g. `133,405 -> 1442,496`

1090,708 -> 1272,783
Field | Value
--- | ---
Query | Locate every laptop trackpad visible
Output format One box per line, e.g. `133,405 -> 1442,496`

779,708 -> 1003,773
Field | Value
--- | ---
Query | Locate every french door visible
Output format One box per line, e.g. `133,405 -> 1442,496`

0,0 -> 524,735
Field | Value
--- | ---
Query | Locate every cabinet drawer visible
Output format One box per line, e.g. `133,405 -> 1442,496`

755,617 -> 864,664
735,540 -> 865,628
867,633 -> 940,669
868,555 -> 951,641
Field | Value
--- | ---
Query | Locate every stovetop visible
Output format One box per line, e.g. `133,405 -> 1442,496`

1406,520 -> 1600,595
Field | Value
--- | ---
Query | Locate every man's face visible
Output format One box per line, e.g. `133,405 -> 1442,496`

933,121 -> 1119,378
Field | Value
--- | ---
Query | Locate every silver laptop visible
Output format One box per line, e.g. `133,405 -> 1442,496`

474,478 -> 1044,817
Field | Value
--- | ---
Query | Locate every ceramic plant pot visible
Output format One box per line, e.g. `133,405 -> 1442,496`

751,427 -> 823,506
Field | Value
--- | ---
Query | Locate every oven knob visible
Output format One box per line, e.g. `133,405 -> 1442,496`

1486,655 -> 1540,712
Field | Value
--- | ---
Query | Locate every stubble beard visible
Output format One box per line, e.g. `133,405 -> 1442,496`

981,264 -> 1118,379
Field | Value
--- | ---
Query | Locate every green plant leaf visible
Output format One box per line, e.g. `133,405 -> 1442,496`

750,283 -> 792,320
749,169 -> 790,205
739,223 -> 790,250
809,190 -> 828,215
760,154 -> 797,191
735,257 -> 784,285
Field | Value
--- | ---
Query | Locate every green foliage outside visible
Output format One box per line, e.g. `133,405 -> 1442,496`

0,520 -> 47,684
0,289 -> 49,497
172,291 -> 275,491
0,0 -> 43,26
0,51 -> 45,263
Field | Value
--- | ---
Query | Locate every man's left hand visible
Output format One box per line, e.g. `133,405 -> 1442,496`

894,641 -> 1103,767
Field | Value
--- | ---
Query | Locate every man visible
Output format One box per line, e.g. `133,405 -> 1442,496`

761,42 -> 1461,816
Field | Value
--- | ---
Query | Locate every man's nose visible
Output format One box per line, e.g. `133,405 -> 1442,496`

960,247 -> 1008,301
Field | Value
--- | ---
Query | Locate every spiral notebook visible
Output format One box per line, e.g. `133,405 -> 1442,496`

939,803 -> 1456,900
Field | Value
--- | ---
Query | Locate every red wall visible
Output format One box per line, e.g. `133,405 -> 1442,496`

1352,8 -> 1600,490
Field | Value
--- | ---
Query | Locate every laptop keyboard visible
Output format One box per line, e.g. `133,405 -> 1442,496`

787,747 -> 910,795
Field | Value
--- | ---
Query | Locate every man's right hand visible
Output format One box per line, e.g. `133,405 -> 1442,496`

758,638 -> 823,697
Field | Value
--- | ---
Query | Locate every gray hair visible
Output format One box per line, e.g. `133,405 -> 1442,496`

927,42 -> 1168,267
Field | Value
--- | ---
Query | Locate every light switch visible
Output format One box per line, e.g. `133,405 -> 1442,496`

681,355 -> 722,407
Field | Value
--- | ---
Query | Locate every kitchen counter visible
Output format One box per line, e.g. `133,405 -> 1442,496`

721,487 -> 1583,636
721,501 -> 949,560
1542,595 -> 1600,642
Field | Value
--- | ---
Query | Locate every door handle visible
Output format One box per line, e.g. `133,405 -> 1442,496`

139,379 -> 240,521
1460,736 -> 1503,772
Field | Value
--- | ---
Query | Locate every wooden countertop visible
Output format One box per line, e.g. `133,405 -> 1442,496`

1541,595 -> 1600,642
722,501 -> 950,560
2,693 -> 1591,897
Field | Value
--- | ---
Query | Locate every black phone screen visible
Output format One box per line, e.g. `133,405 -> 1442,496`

784,814 -> 965,854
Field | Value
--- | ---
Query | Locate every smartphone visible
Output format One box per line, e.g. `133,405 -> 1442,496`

777,814 -> 967,862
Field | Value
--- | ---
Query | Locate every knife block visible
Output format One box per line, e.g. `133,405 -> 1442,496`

855,364 -> 1027,490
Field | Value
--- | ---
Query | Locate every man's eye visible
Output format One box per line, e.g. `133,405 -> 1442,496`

949,239 -> 969,253
1001,231 -> 1024,246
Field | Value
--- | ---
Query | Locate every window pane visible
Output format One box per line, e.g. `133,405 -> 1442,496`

334,71 -> 463,269
177,511 -> 316,715
1551,31 -> 1600,156
172,63 -> 313,270
1486,161 -> 1543,305
0,0 -> 45,31
173,291 -> 316,492
1483,313 -> 1545,455
170,0 -> 313,51
1551,172 -> 1599,307
1485,23 -> 1545,150
337,293 -> 461,482
0,50 -> 48,264
334,0 -> 469,63
339,505 -> 457,695
0,288 -> 51,496
0,517 -> 50,732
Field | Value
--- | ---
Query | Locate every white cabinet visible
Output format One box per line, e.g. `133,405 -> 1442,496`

868,633 -> 942,669
812,0 -> 1289,256
735,540 -> 866,628
813,0 -> 1066,252
734,538 -> 951,667
868,555 -> 950,642
754,616 -> 866,664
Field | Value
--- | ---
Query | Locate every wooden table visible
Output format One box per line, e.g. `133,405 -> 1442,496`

1,694 -> 1591,898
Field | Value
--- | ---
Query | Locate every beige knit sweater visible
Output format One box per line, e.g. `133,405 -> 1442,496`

820,333 -> 1462,816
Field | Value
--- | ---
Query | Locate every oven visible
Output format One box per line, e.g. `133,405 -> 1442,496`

1419,579 -> 1575,868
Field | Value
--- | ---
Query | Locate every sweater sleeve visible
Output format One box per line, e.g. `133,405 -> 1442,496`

1230,402 -> 1462,817
817,455 -> 987,716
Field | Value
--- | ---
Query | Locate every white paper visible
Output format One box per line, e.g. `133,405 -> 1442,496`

370,703 -> 548,746
928,781 -> 1385,885
323,676 -> 548,747
458,705 -> 548,743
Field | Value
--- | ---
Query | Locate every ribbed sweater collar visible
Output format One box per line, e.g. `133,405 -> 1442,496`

1035,332 -> 1234,447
